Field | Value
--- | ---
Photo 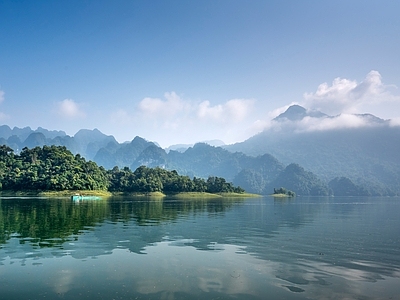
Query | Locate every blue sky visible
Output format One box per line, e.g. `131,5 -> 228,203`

1,0 -> 399,147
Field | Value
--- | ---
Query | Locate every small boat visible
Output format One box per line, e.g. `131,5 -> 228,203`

71,194 -> 101,201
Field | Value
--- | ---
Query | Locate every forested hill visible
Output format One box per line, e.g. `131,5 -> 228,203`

225,105 -> 400,196
227,120 -> 400,196
0,145 -> 244,195
1,122 -> 399,196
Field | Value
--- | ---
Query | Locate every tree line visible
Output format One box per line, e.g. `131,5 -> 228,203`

273,187 -> 295,197
0,145 -> 244,194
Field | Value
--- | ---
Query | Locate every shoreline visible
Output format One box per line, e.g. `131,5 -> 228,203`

271,193 -> 295,198
0,190 -> 260,198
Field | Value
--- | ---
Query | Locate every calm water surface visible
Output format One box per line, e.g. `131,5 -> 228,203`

0,196 -> 399,299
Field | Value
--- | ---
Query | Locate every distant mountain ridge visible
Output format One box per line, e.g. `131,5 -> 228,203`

0,125 -> 117,160
226,105 -> 400,195
0,125 -> 330,195
0,125 -> 67,151
273,104 -> 388,126
0,106 -> 399,196
273,104 -> 328,121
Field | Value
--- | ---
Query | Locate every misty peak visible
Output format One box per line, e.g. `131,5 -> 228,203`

353,113 -> 386,124
275,105 -> 306,121
274,105 -> 327,122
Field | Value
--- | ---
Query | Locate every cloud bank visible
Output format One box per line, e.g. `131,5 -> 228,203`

138,92 -> 188,118
260,71 -> 400,134
296,114 -> 379,132
207,70 -> 400,138
105,70 -> 399,146
303,70 -> 399,116
197,99 -> 254,123
109,92 -> 255,146
41,71 -> 398,146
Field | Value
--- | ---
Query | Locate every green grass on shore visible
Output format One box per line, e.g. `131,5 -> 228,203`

271,193 -> 295,198
0,190 -> 113,197
1,190 -> 260,199
39,190 -> 113,197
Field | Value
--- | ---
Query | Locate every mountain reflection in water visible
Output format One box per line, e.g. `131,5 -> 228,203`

0,196 -> 399,299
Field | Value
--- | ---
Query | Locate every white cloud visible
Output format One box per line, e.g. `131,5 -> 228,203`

108,92 -> 256,146
389,118 -> 400,127
0,90 -> 4,103
225,99 -> 254,121
260,70 -> 400,133
264,108 -> 386,133
138,92 -> 188,118
264,109 -> 387,134
247,119 -> 272,134
296,114 -> 371,132
303,70 -> 400,116
57,99 -> 86,118
245,102 -> 301,134
136,92 -> 254,126
197,100 -> 223,120
197,98 -> 255,123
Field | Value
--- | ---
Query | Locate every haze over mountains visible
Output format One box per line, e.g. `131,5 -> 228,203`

227,105 -> 400,195
1,105 -> 399,196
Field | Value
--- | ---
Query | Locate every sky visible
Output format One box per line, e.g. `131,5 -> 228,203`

1,0 -> 400,147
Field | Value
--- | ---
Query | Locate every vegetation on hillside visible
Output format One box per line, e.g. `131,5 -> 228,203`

2,123 -> 400,196
228,125 -> 400,196
0,145 -> 245,195
328,177 -> 370,196
266,163 -> 331,196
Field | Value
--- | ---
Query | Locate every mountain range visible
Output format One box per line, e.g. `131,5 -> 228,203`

227,105 -> 400,195
1,105 -> 399,196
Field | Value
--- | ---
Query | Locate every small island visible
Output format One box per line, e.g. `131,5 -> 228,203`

272,187 -> 296,198
0,145 -> 255,198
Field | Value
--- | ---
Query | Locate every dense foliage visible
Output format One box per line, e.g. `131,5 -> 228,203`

273,187 -> 296,197
266,163 -> 331,196
2,124 -> 400,196
328,177 -> 370,196
0,145 -> 109,191
0,145 -> 244,194
228,126 -> 400,196
107,165 -> 244,193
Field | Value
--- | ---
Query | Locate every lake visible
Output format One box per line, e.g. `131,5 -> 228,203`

0,196 -> 399,299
